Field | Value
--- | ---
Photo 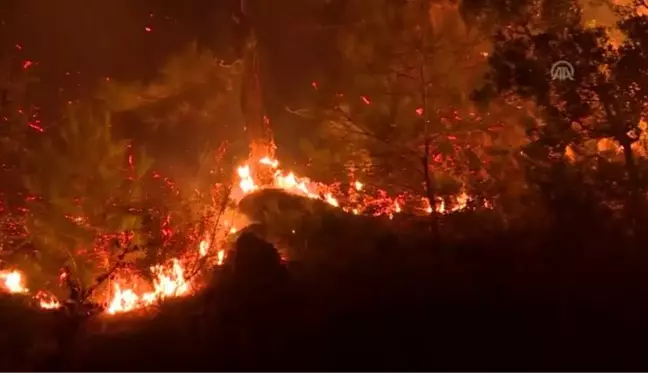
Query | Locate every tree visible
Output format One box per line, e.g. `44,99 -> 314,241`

21,104 -> 153,296
96,43 -> 248,275
290,0 -> 524,225
0,54 -> 43,267
97,42 -> 247,177
475,0 -> 648,223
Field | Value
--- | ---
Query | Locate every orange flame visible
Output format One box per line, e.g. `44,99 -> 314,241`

35,291 -> 61,309
106,258 -> 192,314
0,270 -> 61,309
0,270 -> 28,293
2,154 -> 479,315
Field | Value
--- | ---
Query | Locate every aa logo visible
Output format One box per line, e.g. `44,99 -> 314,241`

551,60 -> 574,81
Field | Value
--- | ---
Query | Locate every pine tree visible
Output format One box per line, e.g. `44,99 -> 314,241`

95,43 -> 248,272
97,42 -> 246,175
22,104 -> 152,292
291,0 -> 525,218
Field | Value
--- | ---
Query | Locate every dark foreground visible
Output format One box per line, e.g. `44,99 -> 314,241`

2,203 -> 648,371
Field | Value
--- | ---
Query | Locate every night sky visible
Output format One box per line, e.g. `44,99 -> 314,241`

0,0 -> 237,111
0,0 -> 333,117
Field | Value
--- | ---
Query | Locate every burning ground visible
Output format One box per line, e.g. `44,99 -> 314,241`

2,153 -> 648,371
0,154 -> 475,316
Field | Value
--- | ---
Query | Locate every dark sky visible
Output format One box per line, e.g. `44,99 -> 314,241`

0,0 -> 238,113
0,0 -> 335,115
0,0 -> 340,171
1,0 -> 232,77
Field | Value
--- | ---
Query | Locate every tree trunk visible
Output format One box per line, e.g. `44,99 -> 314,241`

419,0 -> 440,240
599,94 -> 641,233
422,147 -> 441,238
239,0 -> 274,162
620,136 -> 641,230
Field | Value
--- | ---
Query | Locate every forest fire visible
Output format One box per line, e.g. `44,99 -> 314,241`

1,269 -> 62,309
236,156 -> 340,205
100,231 -> 233,314
237,156 -> 469,215
106,259 -> 190,314
0,270 -> 28,293
0,155 -> 473,315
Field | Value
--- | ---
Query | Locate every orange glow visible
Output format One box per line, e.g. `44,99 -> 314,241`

106,259 -> 189,314
35,291 -> 61,309
0,270 -> 28,293
2,149 -> 481,315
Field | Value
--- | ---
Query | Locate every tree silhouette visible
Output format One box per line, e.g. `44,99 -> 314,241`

289,0 -> 525,226
475,0 -> 648,223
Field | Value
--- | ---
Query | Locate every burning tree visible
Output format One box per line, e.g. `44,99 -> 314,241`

97,43 -> 245,249
288,0 -> 526,224
236,0 -> 276,162
21,104 -> 153,299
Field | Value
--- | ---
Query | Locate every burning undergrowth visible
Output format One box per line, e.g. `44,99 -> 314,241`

0,154 -> 482,317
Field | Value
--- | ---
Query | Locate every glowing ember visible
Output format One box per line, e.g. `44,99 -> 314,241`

1,153 -> 480,315
102,154 -> 474,315
236,157 -> 471,214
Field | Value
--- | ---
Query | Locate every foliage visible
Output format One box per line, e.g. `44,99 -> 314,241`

459,0 -> 596,32
97,42 -> 248,177
0,58 -> 48,272
6,2 -> 648,370
21,104 -> 153,288
476,0 -> 648,214
0,56 -> 41,199
93,43 -> 247,268
291,0 -> 526,209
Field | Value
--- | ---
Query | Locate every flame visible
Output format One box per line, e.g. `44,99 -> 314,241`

0,270 -> 28,293
199,239 -> 210,257
1,153 -> 479,315
235,157 -> 471,214
102,155 -> 474,315
35,291 -> 61,309
0,270 -> 61,309
106,259 -> 189,314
